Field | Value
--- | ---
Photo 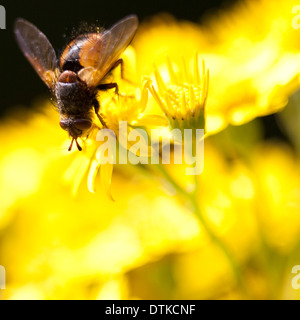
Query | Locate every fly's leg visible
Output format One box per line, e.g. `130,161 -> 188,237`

110,58 -> 136,85
97,82 -> 119,95
111,59 -> 124,79
93,99 -> 107,128
96,59 -> 135,98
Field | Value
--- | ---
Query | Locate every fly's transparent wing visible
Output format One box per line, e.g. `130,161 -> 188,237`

14,18 -> 59,90
78,15 -> 138,87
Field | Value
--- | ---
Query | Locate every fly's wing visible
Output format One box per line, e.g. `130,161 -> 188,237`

78,15 -> 138,87
14,18 -> 59,90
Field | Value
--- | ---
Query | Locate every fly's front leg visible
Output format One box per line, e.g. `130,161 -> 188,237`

93,99 -> 107,128
97,82 -> 119,95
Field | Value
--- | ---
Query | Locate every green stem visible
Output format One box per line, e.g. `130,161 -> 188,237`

155,164 -> 247,296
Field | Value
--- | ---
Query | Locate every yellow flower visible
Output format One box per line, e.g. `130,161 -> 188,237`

148,55 -> 209,133
133,0 -> 300,133
0,105 -> 65,230
252,143 -> 300,253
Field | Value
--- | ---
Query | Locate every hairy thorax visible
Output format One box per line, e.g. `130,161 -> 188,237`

55,70 -> 95,115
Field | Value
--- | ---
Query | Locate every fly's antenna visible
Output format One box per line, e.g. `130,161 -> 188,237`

68,138 -> 82,151
75,139 -> 82,151
68,138 -> 74,151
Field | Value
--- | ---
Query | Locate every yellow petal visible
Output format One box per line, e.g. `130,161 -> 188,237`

87,160 -> 101,193
138,78 -> 151,113
100,160 -> 114,201
71,155 -> 91,196
136,114 -> 169,127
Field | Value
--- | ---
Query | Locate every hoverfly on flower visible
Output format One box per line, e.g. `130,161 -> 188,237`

14,15 -> 139,151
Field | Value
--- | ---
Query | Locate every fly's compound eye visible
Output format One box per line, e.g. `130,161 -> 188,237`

59,121 -> 69,130
73,119 -> 92,131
